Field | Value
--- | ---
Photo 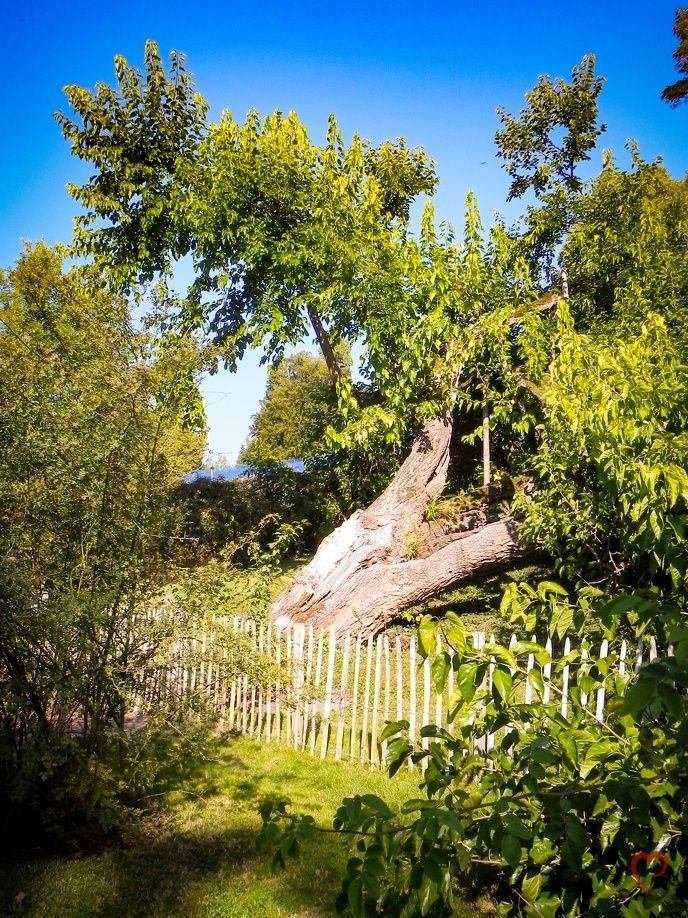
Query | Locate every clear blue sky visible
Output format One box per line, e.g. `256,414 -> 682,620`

2,1 -> 686,461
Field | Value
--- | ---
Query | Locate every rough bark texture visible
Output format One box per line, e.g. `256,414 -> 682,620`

270,413 -> 532,635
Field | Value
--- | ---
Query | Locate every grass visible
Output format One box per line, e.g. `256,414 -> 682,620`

0,735 -> 484,918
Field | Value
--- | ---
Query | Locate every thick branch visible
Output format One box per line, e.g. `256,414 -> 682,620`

307,304 -> 341,386
272,516 -> 530,635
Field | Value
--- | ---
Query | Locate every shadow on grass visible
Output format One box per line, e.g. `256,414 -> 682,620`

93,824 -> 260,917
0,735 -> 348,917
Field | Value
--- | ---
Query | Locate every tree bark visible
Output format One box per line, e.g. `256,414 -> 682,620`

270,412 -> 532,635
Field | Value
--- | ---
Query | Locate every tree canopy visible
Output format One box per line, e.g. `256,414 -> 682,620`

239,350 -> 342,463
662,7 -> 688,106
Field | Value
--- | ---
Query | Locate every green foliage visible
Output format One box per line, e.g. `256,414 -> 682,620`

564,156 -> 688,347
661,8 -> 688,107
496,54 -> 605,202
495,54 -> 606,275
55,40 -> 208,291
239,350 -> 338,462
261,589 -> 688,916
520,306 -> 688,591
0,244 -> 205,847
169,460 -> 349,564
59,43 -> 550,461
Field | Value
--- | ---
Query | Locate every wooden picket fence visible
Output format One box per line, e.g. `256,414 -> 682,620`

142,617 -> 658,770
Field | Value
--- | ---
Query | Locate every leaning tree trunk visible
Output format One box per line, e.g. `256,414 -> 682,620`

270,413 -> 532,635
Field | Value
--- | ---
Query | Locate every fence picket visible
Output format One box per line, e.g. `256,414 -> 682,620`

595,639 -> 608,724
370,636 -> 383,765
320,628 -> 337,759
382,635 -> 391,764
302,625 -> 314,749
421,652 -> 431,769
360,636 -> 374,763
153,617 -> 664,769
265,624 -> 273,742
293,624 -> 306,748
335,632 -> 351,761
275,627 -> 283,743
561,636 -> 571,719
408,634 -> 417,770
396,636 -> 403,723
543,637 -> 553,704
310,629 -> 325,755
349,634 -> 362,761
580,646 -> 590,710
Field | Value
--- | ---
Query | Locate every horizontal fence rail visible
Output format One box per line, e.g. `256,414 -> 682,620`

140,618 -> 658,770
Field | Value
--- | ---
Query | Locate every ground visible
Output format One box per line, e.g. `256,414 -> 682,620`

0,735 -> 485,917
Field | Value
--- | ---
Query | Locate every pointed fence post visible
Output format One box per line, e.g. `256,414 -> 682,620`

421,651 -> 431,770
265,624 -> 273,742
349,633 -> 363,761
408,634 -> 417,770
370,635 -> 383,765
310,628 -> 325,756
561,636 -> 571,720
360,636 -> 374,763
335,631 -> 351,761
595,639 -> 609,724
320,628 -> 337,759
302,625 -> 314,749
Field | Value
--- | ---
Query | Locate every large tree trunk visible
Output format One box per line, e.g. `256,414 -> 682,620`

270,413 -> 532,635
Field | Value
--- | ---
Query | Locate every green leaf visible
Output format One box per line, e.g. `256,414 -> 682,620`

537,581 -> 569,599
432,652 -> 450,693
618,679 -> 656,716
443,612 -> 467,655
347,876 -> 365,915
550,603 -> 573,639
359,795 -> 394,819
501,833 -> 522,869
505,814 -> 532,840
493,668 -> 513,702
657,683 -> 682,718
521,870 -> 542,905
380,720 -> 408,742
530,835 -> 555,865
418,615 -> 438,657
559,731 -> 578,766
456,662 -> 479,702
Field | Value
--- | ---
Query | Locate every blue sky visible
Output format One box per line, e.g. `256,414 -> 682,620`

2,1 -> 686,462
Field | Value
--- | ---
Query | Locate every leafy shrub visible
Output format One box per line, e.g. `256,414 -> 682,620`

260,585 -> 688,915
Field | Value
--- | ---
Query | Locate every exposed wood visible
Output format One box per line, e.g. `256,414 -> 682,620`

274,514 -> 529,636
271,412 -> 533,635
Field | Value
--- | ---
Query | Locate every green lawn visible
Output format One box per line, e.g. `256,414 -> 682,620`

0,735 -> 483,917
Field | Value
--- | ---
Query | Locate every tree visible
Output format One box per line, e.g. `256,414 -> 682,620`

260,318 -> 688,916
0,244 -> 204,843
239,350 -> 338,463
59,44 -> 644,635
495,54 -> 606,277
563,152 -> 688,345
662,7 -> 688,107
